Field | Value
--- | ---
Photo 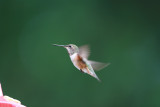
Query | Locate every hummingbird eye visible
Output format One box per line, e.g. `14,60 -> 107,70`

68,45 -> 71,48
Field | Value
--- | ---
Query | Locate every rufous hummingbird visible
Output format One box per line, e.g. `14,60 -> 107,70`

53,44 -> 110,81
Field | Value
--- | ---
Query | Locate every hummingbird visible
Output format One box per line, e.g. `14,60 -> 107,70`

53,44 -> 110,81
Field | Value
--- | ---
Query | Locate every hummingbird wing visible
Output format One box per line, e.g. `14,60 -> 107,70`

88,60 -> 110,71
79,45 -> 90,59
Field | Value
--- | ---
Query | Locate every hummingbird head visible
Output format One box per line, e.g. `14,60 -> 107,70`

53,44 -> 79,55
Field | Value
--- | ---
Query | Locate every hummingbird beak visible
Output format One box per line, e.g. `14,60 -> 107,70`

52,44 -> 66,47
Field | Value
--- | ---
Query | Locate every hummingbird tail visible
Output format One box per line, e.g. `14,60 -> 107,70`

83,68 -> 101,82
93,74 -> 101,82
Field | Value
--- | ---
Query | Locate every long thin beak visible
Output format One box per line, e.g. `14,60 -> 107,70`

52,44 -> 66,47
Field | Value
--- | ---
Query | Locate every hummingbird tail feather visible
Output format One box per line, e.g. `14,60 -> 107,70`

84,68 -> 101,82
94,74 -> 101,82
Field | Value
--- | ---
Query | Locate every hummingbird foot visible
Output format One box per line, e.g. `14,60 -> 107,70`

80,69 -> 85,73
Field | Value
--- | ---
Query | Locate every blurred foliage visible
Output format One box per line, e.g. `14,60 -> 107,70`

0,0 -> 160,107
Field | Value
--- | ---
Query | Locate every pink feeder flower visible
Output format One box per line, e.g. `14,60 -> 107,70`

0,83 -> 26,107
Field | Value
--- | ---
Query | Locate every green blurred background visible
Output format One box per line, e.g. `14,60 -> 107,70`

0,0 -> 160,107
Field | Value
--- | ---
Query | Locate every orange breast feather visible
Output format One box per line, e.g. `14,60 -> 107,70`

75,55 -> 87,70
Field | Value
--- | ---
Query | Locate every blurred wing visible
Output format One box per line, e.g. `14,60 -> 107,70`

79,45 -> 90,59
88,60 -> 110,71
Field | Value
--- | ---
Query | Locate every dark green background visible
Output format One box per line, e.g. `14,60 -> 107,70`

0,1 -> 160,107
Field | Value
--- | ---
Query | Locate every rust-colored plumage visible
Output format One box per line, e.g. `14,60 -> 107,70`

75,55 -> 87,70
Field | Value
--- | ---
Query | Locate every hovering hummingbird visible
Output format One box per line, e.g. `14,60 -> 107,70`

53,44 -> 110,81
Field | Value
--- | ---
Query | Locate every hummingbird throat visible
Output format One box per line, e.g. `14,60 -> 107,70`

67,49 -> 75,56
66,46 -> 79,56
